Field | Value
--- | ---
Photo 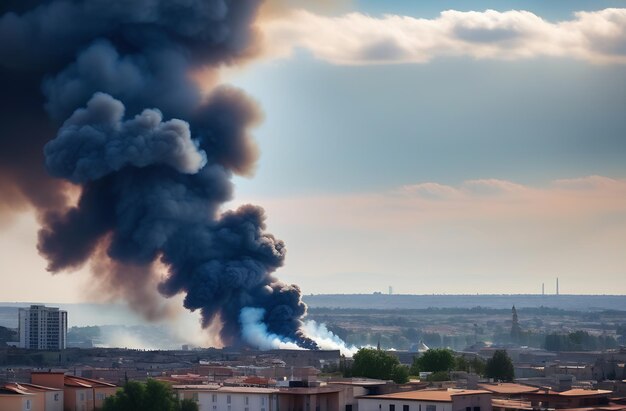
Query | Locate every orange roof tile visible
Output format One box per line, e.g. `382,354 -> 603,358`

559,389 -> 612,397
367,389 -> 491,402
479,383 -> 540,395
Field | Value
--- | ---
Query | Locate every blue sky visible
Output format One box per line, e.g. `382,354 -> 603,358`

222,0 -> 626,294
355,0 -> 626,19
231,55 -> 626,196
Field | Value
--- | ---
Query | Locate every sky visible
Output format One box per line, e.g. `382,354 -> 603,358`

1,0 -> 626,303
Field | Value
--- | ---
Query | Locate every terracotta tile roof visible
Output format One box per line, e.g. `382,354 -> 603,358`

7,383 -> 61,393
64,376 -> 116,388
559,389 -> 612,397
366,389 -> 491,402
0,385 -> 34,396
479,383 -> 541,395
492,398 -> 534,410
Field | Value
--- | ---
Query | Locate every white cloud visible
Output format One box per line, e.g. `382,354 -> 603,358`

261,8 -> 626,64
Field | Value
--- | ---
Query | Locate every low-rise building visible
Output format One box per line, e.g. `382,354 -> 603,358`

173,384 -> 278,411
358,389 -> 493,411
31,371 -> 118,411
0,385 -> 35,411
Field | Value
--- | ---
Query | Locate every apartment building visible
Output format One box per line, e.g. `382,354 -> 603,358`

18,305 -> 67,350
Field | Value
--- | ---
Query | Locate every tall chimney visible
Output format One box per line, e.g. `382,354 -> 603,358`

556,278 -> 559,295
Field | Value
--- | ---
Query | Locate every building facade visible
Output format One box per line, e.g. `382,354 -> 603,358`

359,389 -> 493,411
18,305 -> 67,350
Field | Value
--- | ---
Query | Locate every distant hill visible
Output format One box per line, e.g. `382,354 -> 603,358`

1,294 -> 625,328
302,294 -> 626,311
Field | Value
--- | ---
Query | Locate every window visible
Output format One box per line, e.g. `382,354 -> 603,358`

227,395 -> 231,404
467,407 -> 471,411
404,406 -> 410,411
262,397 -> 265,405
426,405 -> 436,411
97,393 -> 105,400
473,407 -> 480,411
25,399 -> 32,410
79,392 -> 85,401
390,405 -> 395,411
54,393 -> 60,401
245,396 -> 249,405
212,394 -> 217,402
213,407 -> 217,410
192,393 -> 199,402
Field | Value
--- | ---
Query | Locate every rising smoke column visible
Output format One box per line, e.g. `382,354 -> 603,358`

0,0 -> 317,348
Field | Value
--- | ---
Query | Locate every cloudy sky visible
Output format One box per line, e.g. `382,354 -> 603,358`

1,0 -> 626,302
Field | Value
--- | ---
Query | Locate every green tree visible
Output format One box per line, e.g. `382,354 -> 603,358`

390,365 -> 410,384
352,348 -> 406,382
103,380 -> 196,411
411,349 -> 455,375
469,357 -> 486,376
455,356 -> 469,371
426,371 -> 450,382
485,350 -> 514,382
180,399 -> 199,411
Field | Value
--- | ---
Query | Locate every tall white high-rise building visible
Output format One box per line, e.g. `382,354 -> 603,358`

18,305 -> 67,350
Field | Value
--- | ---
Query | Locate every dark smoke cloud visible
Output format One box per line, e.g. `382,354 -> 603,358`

1,0 -> 316,348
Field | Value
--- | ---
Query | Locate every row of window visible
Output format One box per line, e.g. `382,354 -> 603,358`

379,405 -> 481,411
210,394 -> 266,405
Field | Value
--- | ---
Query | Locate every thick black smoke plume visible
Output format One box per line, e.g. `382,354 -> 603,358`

0,0 -> 317,348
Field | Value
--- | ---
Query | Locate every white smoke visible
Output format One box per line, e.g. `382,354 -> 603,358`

240,307 -> 303,350
240,307 -> 360,356
302,319 -> 359,356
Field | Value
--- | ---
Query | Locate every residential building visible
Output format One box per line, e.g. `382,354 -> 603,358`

31,372 -> 117,411
358,389 -> 493,411
6,383 -> 63,411
0,385 -> 35,411
18,305 -> 67,350
173,384 -> 278,411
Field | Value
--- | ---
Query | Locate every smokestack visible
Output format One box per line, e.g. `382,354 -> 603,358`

388,286 -> 393,295
556,278 -> 559,295
0,0 -> 317,349
542,283 -> 545,296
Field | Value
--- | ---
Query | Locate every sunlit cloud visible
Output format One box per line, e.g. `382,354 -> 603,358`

261,8 -> 626,65
229,176 -> 626,294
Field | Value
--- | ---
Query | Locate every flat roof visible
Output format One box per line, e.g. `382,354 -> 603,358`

479,383 -> 540,395
330,379 -> 388,387
172,385 -> 277,394
364,389 -> 491,402
559,389 -> 612,397
278,387 -> 344,395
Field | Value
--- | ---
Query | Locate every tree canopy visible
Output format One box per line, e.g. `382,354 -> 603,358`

102,380 -> 198,411
411,348 -> 456,375
485,350 -> 514,382
352,348 -> 409,383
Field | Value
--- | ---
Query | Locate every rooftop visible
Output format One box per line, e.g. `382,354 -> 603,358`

559,389 -> 613,397
64,376 -> 117,388
365,389 -> 492,402
479,383 -> 541,395
172,385 -> 277,394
